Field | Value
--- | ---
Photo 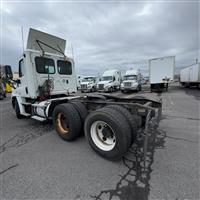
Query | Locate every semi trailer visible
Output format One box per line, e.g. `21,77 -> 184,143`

149,56 -> 175,92
11,28 -> 162,160
180,63 -> 200,88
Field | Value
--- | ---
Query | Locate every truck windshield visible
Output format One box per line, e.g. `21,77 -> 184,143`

101,76 -> 113,81
82,77 -> 95,82
124,75 -> 137,80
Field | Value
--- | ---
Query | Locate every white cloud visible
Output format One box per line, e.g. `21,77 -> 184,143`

1,1 -> 198,76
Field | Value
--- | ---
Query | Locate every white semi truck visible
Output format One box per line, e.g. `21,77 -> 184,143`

11,28 -> 162,160
77,75 -> 83,90
180,63 -> 200,88
120,69 -> 142,93
97,69 -> 121,92
149,56 -> 175,92
80,76 -> 99,92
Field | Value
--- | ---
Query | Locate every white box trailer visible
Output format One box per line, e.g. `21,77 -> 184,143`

149,56 -> 175,92
180,63 -> 200,88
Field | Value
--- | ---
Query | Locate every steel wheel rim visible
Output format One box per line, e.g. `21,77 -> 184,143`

90,120 -> 116,151
56,113 -> 69,135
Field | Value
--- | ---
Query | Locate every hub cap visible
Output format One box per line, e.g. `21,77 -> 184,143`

56,113 -> 69,135
90,121 -> 116,151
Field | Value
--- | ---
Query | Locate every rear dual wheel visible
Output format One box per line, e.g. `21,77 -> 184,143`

53,101 -> 88,141
84,106 -> 134,160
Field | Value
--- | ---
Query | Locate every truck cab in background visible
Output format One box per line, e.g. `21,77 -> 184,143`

120,69 -> 142,93
97,69 -> 121,92
77,75 -> 83,90
80,76 -> 99,92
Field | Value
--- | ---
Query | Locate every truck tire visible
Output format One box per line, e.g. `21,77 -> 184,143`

109,87 -> 113,93
70,101 -> 88,131
53,103 -> 82,141
105,105 -> 138,144
15,99 -> 23,119
84,107 -> 131,160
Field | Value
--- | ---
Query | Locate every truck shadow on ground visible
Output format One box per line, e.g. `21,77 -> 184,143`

91,126 -> 166,200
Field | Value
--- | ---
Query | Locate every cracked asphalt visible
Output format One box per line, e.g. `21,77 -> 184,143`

0,85 -> 199,200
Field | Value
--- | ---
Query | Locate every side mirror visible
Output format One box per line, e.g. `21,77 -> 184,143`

16,79 -> 21,84
5,66 -> 13,80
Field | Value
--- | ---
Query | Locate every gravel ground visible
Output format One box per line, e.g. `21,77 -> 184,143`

0,86 -> 199,200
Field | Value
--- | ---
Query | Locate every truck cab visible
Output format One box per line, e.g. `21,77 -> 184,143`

121,69 -> 142,93
97,69 -> 121,92
11,28 -> 77,119
80,76 -> 98,92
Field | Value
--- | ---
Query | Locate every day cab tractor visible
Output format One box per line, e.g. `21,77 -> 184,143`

11,28 -> 162,160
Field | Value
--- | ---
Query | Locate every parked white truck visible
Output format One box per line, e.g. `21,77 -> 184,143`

180,63 -> 200,88
11,28 -> 162,160
97,69 -> 121,92
80,76 -> 98,92
77,75 -> 83,90
120,69 -> 142,93
149,56 -> 175,92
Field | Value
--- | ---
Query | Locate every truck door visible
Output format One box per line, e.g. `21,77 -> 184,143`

55,59 -> 76,93
18,59 -> 29,96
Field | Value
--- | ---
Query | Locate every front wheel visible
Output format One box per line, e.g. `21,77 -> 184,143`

15,99 -> 23,119
109,87 -> 114,93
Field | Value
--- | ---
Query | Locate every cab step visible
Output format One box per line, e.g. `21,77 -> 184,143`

31,104 -> 47,108
31,115 -> 46,122
21,112 -> 31,117
21,102 -> 32,105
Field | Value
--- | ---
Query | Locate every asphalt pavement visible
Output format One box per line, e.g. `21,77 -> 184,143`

0,86 -> 199,200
